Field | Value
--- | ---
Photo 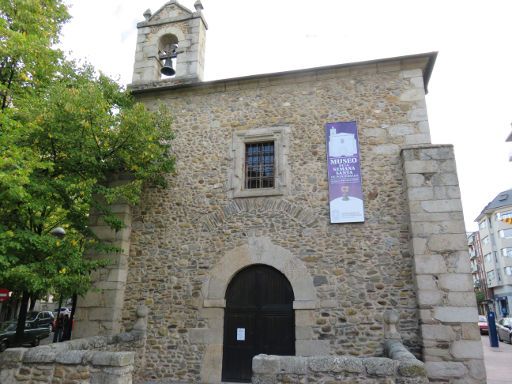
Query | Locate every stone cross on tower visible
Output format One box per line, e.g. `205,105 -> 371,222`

131,0 -> 207,85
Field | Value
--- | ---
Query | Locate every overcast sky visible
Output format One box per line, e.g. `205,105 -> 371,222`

59,0 -> 511,231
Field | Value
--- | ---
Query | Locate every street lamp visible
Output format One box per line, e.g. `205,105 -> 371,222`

50,227 -> 66,239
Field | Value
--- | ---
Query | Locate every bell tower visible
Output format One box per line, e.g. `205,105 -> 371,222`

131,0 -> 207,84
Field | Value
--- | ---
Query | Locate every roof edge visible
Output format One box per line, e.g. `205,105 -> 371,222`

475,188 -> 512,222
129,52 -> 438,95
151,0 -> 194,20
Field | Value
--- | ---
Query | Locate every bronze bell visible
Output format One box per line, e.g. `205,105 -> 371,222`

160,58 -> 175,76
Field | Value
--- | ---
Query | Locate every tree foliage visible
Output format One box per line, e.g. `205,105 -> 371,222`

0,0 -> 175,338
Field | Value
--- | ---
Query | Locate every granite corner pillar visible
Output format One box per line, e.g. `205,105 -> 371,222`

73,175 -> 133,338
401,144 -> 486,384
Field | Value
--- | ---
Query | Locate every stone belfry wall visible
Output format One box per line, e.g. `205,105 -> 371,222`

131,0 -> 207,84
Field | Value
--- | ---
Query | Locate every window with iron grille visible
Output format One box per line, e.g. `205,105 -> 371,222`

230,126 -> 290,198
245,142 -> 275,189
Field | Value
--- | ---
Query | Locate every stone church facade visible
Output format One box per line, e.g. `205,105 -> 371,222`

74,2 -> 486,383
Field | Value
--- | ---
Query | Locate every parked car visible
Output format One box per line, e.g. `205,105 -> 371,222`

496,317 -> 512,343
478,315 -> 488,334
26,311 -> 54,331
0,320 -> 51,352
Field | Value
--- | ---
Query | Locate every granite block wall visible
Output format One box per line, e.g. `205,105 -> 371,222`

402,145 -> 486,383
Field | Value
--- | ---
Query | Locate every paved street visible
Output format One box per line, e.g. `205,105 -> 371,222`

40,332 -> 53,345
482,335 -> 512,384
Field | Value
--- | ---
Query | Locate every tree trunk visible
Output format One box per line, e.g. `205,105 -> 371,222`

64,293 -> 77,341
29,294 -> 37,311
15,291 -> 30,343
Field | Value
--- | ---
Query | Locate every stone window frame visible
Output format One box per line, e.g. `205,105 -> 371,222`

230,126 -> 290,198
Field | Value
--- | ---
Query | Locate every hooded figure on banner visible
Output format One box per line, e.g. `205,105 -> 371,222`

326,122 -> 365,223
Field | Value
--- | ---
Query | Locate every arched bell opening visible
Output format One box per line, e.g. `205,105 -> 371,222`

221,264 -> 295,383
158,34 -> 179,78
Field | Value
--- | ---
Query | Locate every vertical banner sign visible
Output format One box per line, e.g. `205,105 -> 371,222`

325,121 -> 364,223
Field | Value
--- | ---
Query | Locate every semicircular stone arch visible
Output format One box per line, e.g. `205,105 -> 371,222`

203,236 -> 316,310
150,25 -> 186,53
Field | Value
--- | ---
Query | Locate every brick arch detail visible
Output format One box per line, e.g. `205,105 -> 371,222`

199,199 -> 319,232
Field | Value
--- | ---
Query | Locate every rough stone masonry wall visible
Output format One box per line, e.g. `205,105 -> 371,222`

401,145 -> 486,384
252,339 -> 428,384
0,348 -> 134,384
0,305 -> 148,384
120,61 -> 432,383
252,318 -> 429,384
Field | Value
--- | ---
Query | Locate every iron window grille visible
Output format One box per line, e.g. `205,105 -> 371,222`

245,142 -> 275,189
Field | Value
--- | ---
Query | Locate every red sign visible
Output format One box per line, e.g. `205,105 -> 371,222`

0,288 -> 10,302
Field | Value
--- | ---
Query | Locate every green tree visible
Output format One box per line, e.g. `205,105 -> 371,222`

475,290 -> 485,304
0,0 -> 175,343
1,0 -> 70,339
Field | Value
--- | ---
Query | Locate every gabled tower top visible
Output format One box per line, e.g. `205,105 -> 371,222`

131,1 -> 207,85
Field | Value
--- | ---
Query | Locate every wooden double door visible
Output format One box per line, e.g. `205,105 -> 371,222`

222,265 -> 295,382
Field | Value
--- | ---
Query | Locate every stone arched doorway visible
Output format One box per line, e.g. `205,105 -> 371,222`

198,237 -> 318,383
221,264 -> 295,382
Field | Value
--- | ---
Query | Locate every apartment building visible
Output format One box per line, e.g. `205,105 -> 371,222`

467,231 -> 489,313
476,189 -> 512,318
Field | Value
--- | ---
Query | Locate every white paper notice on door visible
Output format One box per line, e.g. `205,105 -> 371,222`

236,328 -> 245,341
